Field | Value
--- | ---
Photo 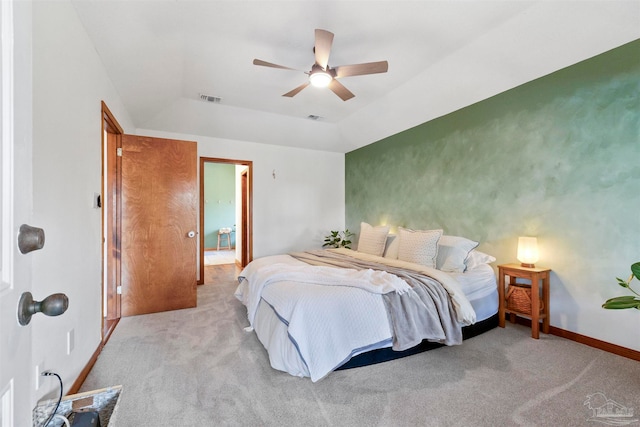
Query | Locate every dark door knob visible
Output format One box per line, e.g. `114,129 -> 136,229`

18,292 -> 69,326
18,224 -> 45,254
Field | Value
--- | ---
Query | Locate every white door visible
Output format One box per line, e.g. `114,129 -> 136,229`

0,0 -> 34,425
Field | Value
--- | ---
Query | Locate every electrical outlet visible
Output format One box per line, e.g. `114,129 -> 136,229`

67,329 -> 75,355
35,361 -> 45,390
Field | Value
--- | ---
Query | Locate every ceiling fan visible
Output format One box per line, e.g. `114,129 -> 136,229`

253,29 -> 388,101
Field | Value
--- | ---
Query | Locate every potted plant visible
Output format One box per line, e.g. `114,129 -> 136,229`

602,261 -> 640,310
323,230 -> 354,249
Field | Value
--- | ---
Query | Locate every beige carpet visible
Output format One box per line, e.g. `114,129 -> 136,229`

80,270 -> 640,426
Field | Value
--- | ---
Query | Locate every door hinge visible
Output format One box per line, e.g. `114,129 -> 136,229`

116,147 -> 123,157
116,286 -> 122,295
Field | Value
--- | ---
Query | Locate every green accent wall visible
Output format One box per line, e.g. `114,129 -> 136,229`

346,40 -> 640,348
204,163 -> 236,248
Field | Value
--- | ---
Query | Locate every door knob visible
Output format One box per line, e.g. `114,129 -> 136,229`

18,292 -> 69,326
18,224 -> 45,254
187,231 -> 196,238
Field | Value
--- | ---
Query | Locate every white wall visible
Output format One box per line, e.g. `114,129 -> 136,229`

138,129 -> 346,258
31,0 -> 134,403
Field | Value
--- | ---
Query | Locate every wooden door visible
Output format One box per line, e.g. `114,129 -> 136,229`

121,135 -> 198,316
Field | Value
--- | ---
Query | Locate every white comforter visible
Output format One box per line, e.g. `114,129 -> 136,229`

234,249 -> 475,382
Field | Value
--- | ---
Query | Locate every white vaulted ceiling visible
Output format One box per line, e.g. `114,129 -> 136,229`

71,0 -> 640,153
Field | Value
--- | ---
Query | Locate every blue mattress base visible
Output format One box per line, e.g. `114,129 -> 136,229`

336,313 -> 499,370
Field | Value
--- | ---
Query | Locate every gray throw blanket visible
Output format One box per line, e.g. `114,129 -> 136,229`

289,250 -> 462,351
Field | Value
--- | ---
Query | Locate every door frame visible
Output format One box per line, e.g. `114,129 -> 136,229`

199,157 -> 253,284
240,169 -> 250,267
101,101 -> 122,343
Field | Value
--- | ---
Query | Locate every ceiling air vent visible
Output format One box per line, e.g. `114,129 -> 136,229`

199,94 -> 222,103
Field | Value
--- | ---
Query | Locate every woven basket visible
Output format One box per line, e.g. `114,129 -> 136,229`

506,283 -> 543,315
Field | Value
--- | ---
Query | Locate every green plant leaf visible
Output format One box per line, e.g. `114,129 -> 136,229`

602,302 -> 640,309
616,278 -> 630,288
631,262 -> 640,281
604,302 -> 640,309
602,297 -> 640,309
604,296 -> 638,302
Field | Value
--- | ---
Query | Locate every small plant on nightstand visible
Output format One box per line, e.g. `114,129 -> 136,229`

602,261 -> 640,310
323,230 -> 354,249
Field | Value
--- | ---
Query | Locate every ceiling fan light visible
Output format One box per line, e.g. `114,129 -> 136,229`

309,71 -> 332,88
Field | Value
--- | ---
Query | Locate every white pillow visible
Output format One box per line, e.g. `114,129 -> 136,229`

356,222 -> 389,257
465,250 -> 497,270
397,227 -> 443,268
436,235 -> 479,273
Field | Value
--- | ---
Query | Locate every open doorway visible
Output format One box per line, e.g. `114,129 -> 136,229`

199,157 -> 253,285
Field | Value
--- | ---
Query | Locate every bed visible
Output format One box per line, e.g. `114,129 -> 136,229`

234,225 -> 498,382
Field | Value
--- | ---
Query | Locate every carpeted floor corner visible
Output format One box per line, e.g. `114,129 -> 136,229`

80,269 -> 640,426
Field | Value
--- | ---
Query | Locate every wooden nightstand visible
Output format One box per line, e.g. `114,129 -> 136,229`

498,263 -> 551,339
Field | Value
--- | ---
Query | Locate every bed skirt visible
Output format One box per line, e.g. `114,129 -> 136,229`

336,312 -> 499,370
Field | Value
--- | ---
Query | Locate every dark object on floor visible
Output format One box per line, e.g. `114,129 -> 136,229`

70,411 -> 101,427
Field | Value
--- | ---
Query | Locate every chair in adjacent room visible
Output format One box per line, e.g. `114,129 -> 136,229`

217,227 -> 232,251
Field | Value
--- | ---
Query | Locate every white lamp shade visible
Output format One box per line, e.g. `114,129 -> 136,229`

309,71 -> 332,88
517,236 -> 539,267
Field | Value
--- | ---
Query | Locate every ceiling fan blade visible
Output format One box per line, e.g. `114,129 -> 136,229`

334,61 -> 389,78
253,59 -> 297,71
283,82 -> 310,98
328,79 -> 355,101
314,29 -> 334,70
